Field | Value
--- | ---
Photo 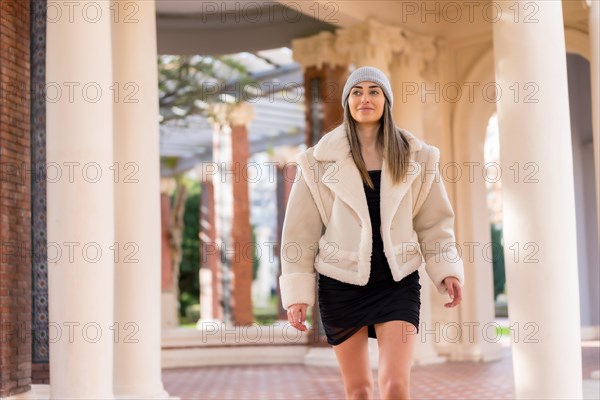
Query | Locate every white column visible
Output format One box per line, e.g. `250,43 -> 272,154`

588,0 -> 600,381
112,0 -> 168,397
492,1 -> 582,398
588,0 -> 600,245
46,1 -> 115,398
389,32 -> 436,137
391,54 -> 423,134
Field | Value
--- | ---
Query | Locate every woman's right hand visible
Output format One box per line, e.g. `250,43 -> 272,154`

287,303 -> 308,331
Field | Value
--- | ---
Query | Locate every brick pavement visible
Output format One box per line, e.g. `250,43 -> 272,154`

162,342 -> 599,399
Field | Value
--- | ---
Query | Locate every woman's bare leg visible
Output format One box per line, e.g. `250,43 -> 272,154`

332,326 -> 374,399
374,321 -> 418,399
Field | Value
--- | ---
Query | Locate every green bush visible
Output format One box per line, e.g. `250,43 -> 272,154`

491,223 -> 506,300
175,183 -> 200,317
185,303 -> 201,323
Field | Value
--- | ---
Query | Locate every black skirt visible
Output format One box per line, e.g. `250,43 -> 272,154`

317,170 -> 422,346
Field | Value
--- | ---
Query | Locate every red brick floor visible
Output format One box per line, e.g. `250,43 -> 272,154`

162,343 -> 599,399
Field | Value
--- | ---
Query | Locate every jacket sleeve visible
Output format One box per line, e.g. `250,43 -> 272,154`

413,145 -> 465,295
278,160 -> 324,310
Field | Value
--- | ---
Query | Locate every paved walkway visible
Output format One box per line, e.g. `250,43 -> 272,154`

162,342 -> 599,399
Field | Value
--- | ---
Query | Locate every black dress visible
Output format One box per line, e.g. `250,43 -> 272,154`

317,169 -> 422,346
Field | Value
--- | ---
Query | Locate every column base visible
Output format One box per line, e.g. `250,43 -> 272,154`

4,385 -> 50,400
114,388 -> 174,400
414,337 -> 447,365
304,338 -> 448,369
3,385 -> 177,400
161,292 -> 179,329
581,325 -> 600,340
304,347 -> 338,367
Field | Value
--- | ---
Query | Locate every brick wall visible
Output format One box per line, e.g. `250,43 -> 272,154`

230,124 -> 253,326
31,363 -> 48,385
0,0 -> 32,397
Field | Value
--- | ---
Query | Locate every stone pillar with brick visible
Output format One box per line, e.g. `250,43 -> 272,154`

206,102 -> 256,327
160,188 -> 179,329
198,179 -> 224,322
292,31 -> 347,144
0,0 -> 32,397
228,103 -> 255,326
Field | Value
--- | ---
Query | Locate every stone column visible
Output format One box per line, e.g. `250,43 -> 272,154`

199,179 -> 223,322
46,1 -> 114,397
229,104 -> 255,326
292,30 -> 347,141
301,65 -> 347,144
160,190 -> 178,329
112,0 -> 168,397
587,0 -> 600,381
206,103 -> 255,326
390,32 -> 436,135
492,1 -> 582,397
588,0 -> 600,244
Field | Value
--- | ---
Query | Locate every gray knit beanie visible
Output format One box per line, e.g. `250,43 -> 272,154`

341,66 -> 393,108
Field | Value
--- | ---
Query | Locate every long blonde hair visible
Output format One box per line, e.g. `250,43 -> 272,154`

343,101 -> 411,189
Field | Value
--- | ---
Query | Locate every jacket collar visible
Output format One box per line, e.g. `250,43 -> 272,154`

312,123 -> 423,162
309,123 -> 425,232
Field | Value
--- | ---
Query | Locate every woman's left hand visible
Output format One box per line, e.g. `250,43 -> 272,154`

443,277 -> 462,308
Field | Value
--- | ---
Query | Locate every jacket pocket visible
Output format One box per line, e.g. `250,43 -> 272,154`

391,231 -> 424,270
315,236 -> 359,272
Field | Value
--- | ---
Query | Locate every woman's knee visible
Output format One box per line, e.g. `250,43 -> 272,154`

346,381 -> 374,399
379,376 -> 409,398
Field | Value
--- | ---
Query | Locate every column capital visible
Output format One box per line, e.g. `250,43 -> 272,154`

292,31 -> 349,72
397,30 -> 439,75
336,18 -> 405,75
228,102 -> 255,127
291,17 -> 440,77
207,102 -> 255,130
267,145 -> 302,168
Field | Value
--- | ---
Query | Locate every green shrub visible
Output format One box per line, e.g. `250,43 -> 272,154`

185,303 -> 201,323
177,187 -> 200,317
491,223 -> 506,300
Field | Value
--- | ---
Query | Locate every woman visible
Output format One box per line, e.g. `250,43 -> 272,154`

279,66 -> 464,400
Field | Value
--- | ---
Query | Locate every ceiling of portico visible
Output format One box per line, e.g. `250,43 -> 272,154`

157,1 -> 590,55
155,0 -> 492,53
278,0 -> 495,40
276,0 -> 590,41
156,0 -> 338,55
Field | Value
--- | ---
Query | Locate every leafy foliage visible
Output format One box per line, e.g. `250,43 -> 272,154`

491,223 -> 506,300
158,55 -> 257,124
176,180 -> 200,317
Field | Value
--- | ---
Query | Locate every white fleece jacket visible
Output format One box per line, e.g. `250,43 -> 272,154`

278,123 -> 465,310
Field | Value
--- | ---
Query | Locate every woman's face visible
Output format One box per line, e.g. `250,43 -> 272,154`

347,81 -> 386,125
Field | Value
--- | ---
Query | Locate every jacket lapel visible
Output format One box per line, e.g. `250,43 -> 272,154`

312,123 -> 423,228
